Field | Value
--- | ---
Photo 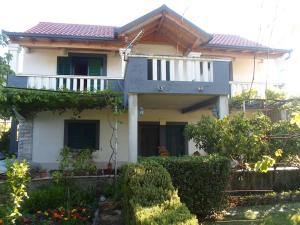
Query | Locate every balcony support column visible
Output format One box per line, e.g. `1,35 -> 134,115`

218,95 -> 229,119
128,93 -> 138,162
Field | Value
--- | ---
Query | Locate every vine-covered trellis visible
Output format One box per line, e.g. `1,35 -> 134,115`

0,87 -> 123,119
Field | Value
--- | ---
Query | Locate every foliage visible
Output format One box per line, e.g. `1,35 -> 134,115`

0,32 -> 14,86
3,159 -> 31,224
186,113 -> 300,165
58,147 -> 73,171
265,89 -> 286,101
22,183 -> 97,214
140,155 -> 231,219
120,162 -> 198,225
229,89 -> 258,107
212,202 -> 300,225
0,88 -> 122,119
220,113 -> 271,163
0,129 -> 10,155
184,116 -> 222,154
231,189 -> 300,207
17,206 -> 92,225
55,147 -> 97,178
72,150 -> 97,175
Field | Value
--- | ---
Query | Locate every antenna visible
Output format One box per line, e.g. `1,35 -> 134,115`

123,29 -> 144,61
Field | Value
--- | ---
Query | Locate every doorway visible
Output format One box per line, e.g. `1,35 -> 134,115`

138,122 -> 160,156
166,122 -> 187,156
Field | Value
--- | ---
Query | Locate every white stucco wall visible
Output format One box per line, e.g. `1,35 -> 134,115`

31,107 -> 211,168
232,56 -> 282,83
21,48 -> 122,77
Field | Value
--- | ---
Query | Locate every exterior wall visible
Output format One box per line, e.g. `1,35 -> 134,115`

232,56 -> 281,83
21,48 -> 122,77
132,44 -> 181,55
31,107 -> 211,169
31,109 -> 129,169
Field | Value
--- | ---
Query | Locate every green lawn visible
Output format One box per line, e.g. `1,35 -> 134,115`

204,202 -> 300,225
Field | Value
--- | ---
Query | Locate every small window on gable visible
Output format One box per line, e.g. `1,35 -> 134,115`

64,120 -> 99,150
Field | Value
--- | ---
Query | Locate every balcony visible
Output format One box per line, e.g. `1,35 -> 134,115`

230,81 -> 284,98
125,55 -> 230,95
6,74 -> 124,92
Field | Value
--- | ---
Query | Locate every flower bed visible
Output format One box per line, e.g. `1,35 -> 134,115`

17,207 -> 92,225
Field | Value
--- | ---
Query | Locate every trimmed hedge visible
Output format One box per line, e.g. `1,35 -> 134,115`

140,155 -> 231,219
120,162 -> 198,225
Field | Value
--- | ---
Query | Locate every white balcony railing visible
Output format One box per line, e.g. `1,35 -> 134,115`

131,55 -> 214,82
17,74 -> 124,92
230,81 -> 284,98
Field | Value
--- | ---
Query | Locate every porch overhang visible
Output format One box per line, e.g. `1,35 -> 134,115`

137,93 -> 217,113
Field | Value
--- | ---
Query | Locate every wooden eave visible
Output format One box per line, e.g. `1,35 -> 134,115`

9,37 -> 124,51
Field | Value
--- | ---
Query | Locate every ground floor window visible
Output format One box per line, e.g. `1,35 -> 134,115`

64,120 -> 99,150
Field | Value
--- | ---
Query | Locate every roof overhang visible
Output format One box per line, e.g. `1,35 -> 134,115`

116,5 -> 212,54
199,44 -> 292,58
3,31 -> 124,51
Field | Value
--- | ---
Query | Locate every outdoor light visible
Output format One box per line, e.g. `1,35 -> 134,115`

139,107 -> 144,117
198,86 -> 204,92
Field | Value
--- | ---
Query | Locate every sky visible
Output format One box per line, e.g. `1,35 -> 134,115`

0,0 -> 299,95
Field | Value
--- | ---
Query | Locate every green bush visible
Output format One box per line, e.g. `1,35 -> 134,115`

120,162 -> 198,225
22,183 -> 97,213
140,155 -> 231,219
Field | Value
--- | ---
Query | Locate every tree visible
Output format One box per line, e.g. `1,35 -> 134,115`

0,31 -> 14,86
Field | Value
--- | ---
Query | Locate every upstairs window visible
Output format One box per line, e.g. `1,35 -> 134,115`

64,120 -> 100,150
57,54 -> 107,76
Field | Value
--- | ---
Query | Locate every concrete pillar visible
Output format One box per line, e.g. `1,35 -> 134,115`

128,94 -> 138,162
218,95 -> 229,119
17,119 -> 33,161
8,44 -> 21,73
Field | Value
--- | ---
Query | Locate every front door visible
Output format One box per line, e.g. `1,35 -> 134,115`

166,123 -> 187,156
138,122 -> 160,156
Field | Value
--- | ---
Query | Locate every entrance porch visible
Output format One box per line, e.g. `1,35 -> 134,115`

128,93 -> 229,162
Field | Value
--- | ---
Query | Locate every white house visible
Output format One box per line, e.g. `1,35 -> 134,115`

4,5 -> 290,169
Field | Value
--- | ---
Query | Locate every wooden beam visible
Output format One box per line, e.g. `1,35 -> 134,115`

164,14 -> 205,42
156,14 -> 165,32
12,38 -> 124,51
184,37 -> 201,55
182,96 -> 218,113
118,13 -> 162,36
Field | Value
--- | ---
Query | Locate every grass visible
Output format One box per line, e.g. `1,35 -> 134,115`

204,202 -> 300,225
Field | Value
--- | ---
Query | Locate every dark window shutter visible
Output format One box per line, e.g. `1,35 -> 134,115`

88,58 -> 104,76
57,57 -> 71,75
64,120 -> 99,150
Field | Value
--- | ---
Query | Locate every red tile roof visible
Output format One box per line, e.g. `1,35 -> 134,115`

26,22 -> 115,39
207,34 -> 268,49
5,22 -> 288,53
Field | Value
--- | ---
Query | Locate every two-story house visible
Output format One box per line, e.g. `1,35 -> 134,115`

4,5 -> 290,169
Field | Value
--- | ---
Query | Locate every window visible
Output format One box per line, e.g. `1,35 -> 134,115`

57,54 -> 107,76
64,120 -> 99,150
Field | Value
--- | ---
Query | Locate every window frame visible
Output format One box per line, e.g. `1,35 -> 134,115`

64,120 -> 100,150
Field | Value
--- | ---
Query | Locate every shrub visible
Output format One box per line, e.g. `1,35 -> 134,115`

120,162 -> 198,225
140,155 -> 231,219
4,159 -> 31,224
22,183 -> 97,213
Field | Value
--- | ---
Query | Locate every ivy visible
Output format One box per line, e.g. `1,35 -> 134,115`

0,87 -> 123,119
